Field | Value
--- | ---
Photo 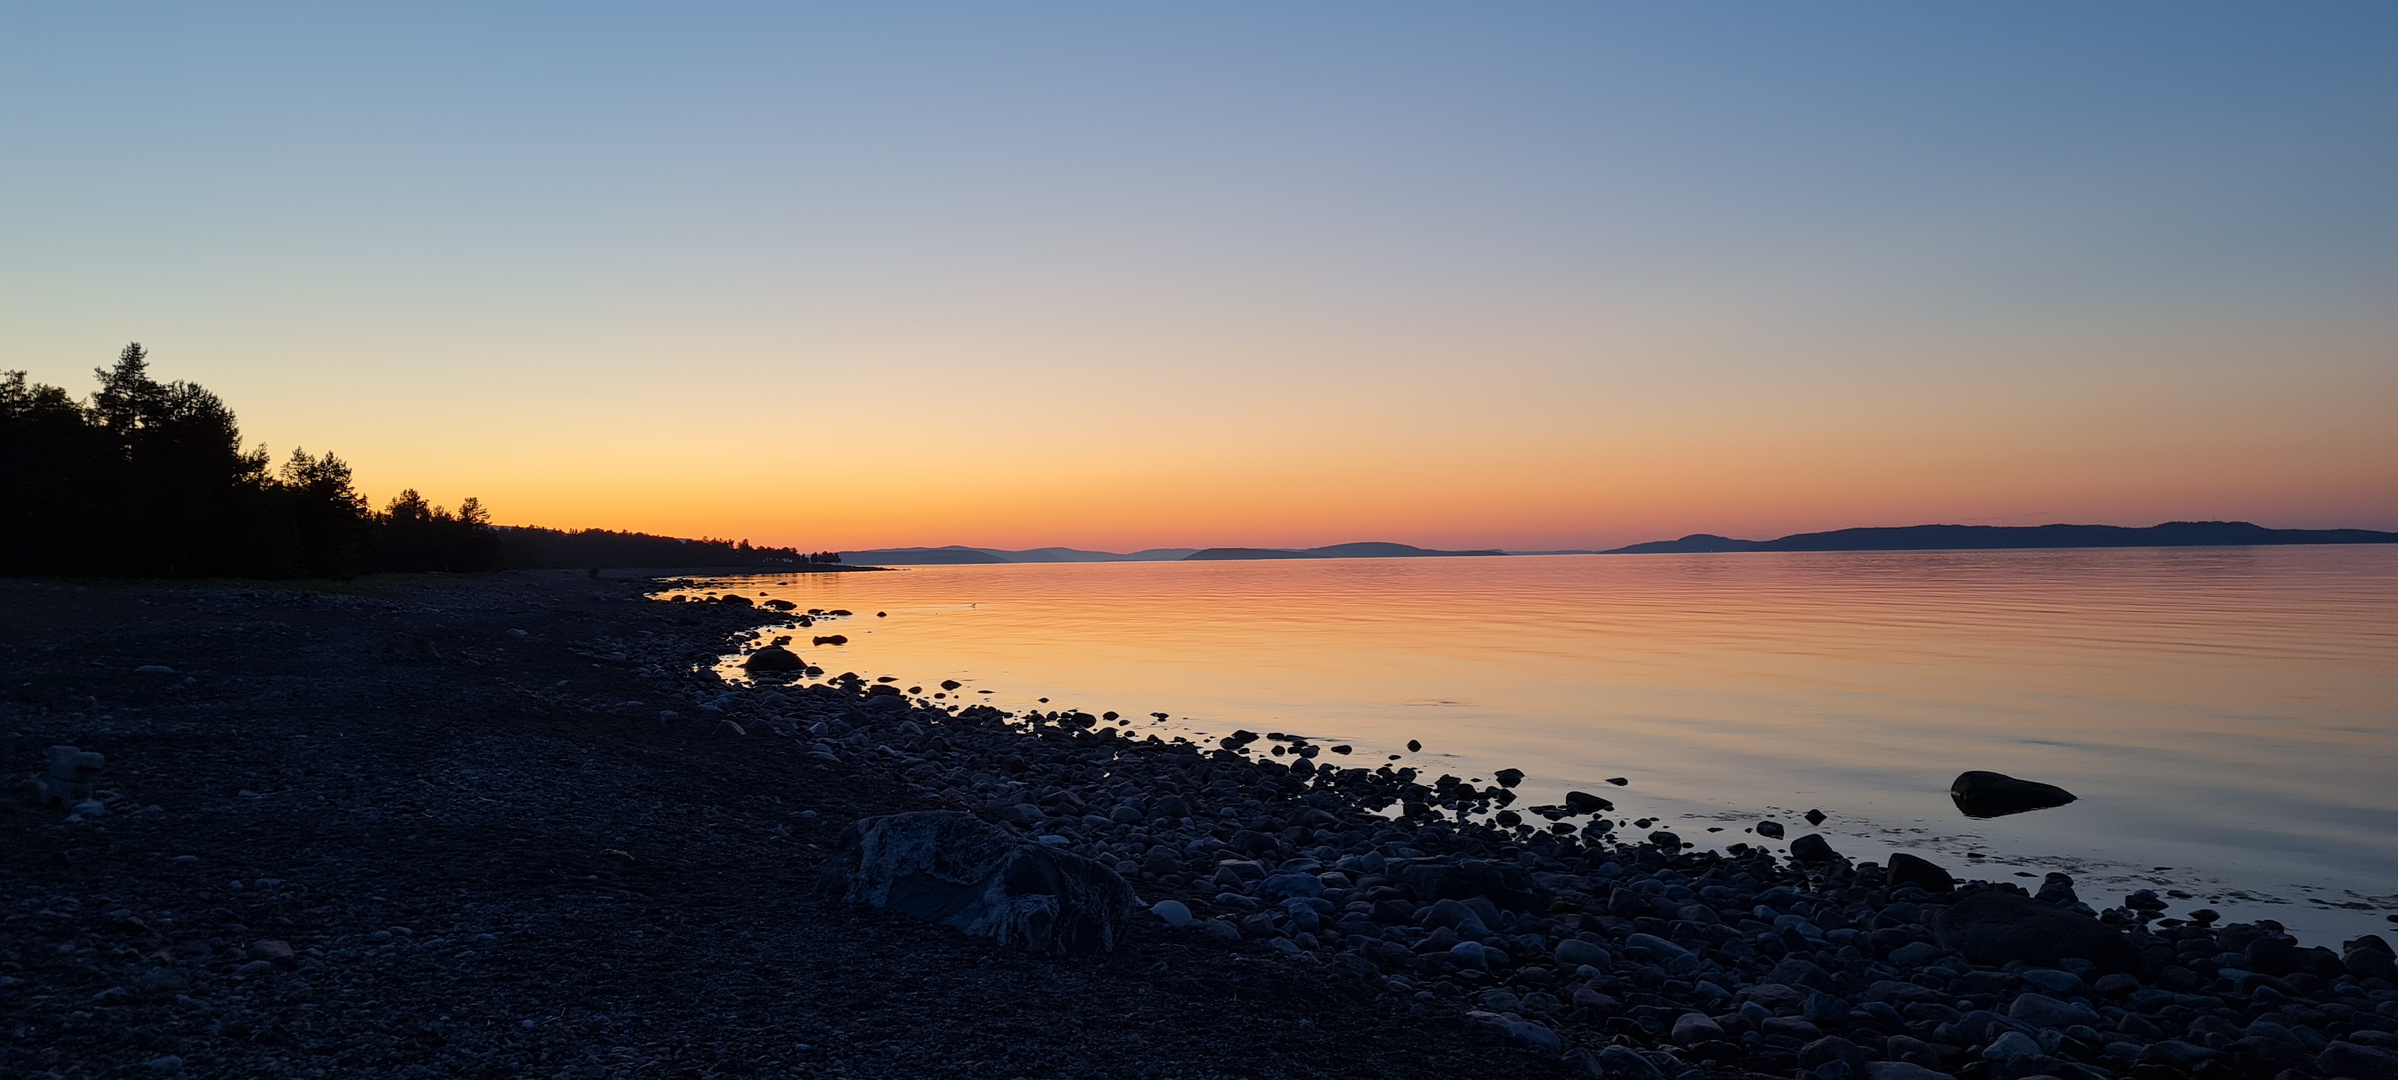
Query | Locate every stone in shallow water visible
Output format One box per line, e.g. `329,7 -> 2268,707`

818,810 -> 1137,954
1949,770 -> 2076,818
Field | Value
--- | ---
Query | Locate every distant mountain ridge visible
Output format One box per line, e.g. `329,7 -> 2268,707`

1603,521 -> 2398,555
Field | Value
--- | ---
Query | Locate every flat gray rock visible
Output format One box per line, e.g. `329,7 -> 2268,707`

819,810 -> 1138,954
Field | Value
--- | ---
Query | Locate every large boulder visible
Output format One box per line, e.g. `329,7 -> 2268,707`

741,645 -> 806,672
1399,859 -> 1542,912
1949,771 -> 2076,818
819,811 -> 1138,954
1933,890 -> 2141,975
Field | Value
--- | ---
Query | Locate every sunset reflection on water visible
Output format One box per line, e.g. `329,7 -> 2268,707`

684,545 -> 2396,943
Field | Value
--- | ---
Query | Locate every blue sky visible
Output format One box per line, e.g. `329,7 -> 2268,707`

4,3 -> 2391,547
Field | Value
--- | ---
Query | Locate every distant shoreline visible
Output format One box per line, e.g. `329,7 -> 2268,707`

1598,520 -> 2398,556
826,521 -> 2396,568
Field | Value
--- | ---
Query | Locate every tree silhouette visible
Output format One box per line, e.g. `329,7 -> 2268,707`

1,344 -> 496,577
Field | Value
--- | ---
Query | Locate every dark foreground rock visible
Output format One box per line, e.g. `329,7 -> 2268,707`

1887,851 -> 1956,893
820,810 -> 1138,953
1934,889 -> 2143,974
1950,769 -> 2077,818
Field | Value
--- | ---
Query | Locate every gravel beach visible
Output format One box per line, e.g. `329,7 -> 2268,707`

5,571 -> 2395,1080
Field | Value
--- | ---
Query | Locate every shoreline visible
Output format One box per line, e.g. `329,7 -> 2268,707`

5,573 -> 2394,1080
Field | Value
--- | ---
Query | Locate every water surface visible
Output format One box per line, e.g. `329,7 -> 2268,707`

688,546 -> 2396,944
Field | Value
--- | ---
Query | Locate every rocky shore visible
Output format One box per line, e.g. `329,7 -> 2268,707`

6,573 -> 2396,1080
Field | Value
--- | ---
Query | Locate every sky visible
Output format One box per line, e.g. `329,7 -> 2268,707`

4,3 -> 2392,551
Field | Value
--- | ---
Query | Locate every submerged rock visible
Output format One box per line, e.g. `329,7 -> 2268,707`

819,811 -> 1138,954
1564,790 -> 1613,814
1949,770 -> 2076,818
1933,889 -> 2140,975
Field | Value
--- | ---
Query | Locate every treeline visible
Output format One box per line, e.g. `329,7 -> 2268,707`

494,528 -> 832,570
2,344 -> 502,577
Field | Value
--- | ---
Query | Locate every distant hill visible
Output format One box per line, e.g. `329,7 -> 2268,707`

1603,521 -> 2398,555
1183,542 -> 1506,561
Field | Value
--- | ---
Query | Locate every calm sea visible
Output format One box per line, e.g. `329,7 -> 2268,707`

687,545 -> 2397,945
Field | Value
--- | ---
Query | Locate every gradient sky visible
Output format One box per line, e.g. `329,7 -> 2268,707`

4,3 -> 2392,551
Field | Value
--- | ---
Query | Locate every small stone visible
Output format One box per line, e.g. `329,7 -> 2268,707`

1259,873 -> 1324,900
1151,900 -> 1193,927
1554,939 -> 1610,969
1596,1044 -> 1666,1080
1981,1031 -> 2043,1061
1672,1011 -> 1725,1045
2008,992 -> 2099,1029
1789,833 -> 1837,862
2017,968 -> 2083,996
2318,1042 -> 2398,1080
1804,808 -> 1827,825
1755,821 -> 1785,838
1887,941 -> 1943,968
1862,1064 -> 1955,1080
1491,768 -> 1524,788
1464,1010 -> 1561,1052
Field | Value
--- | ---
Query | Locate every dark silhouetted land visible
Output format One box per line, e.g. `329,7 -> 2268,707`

1603,521 -> 2398,555
3,344 -> 831,579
